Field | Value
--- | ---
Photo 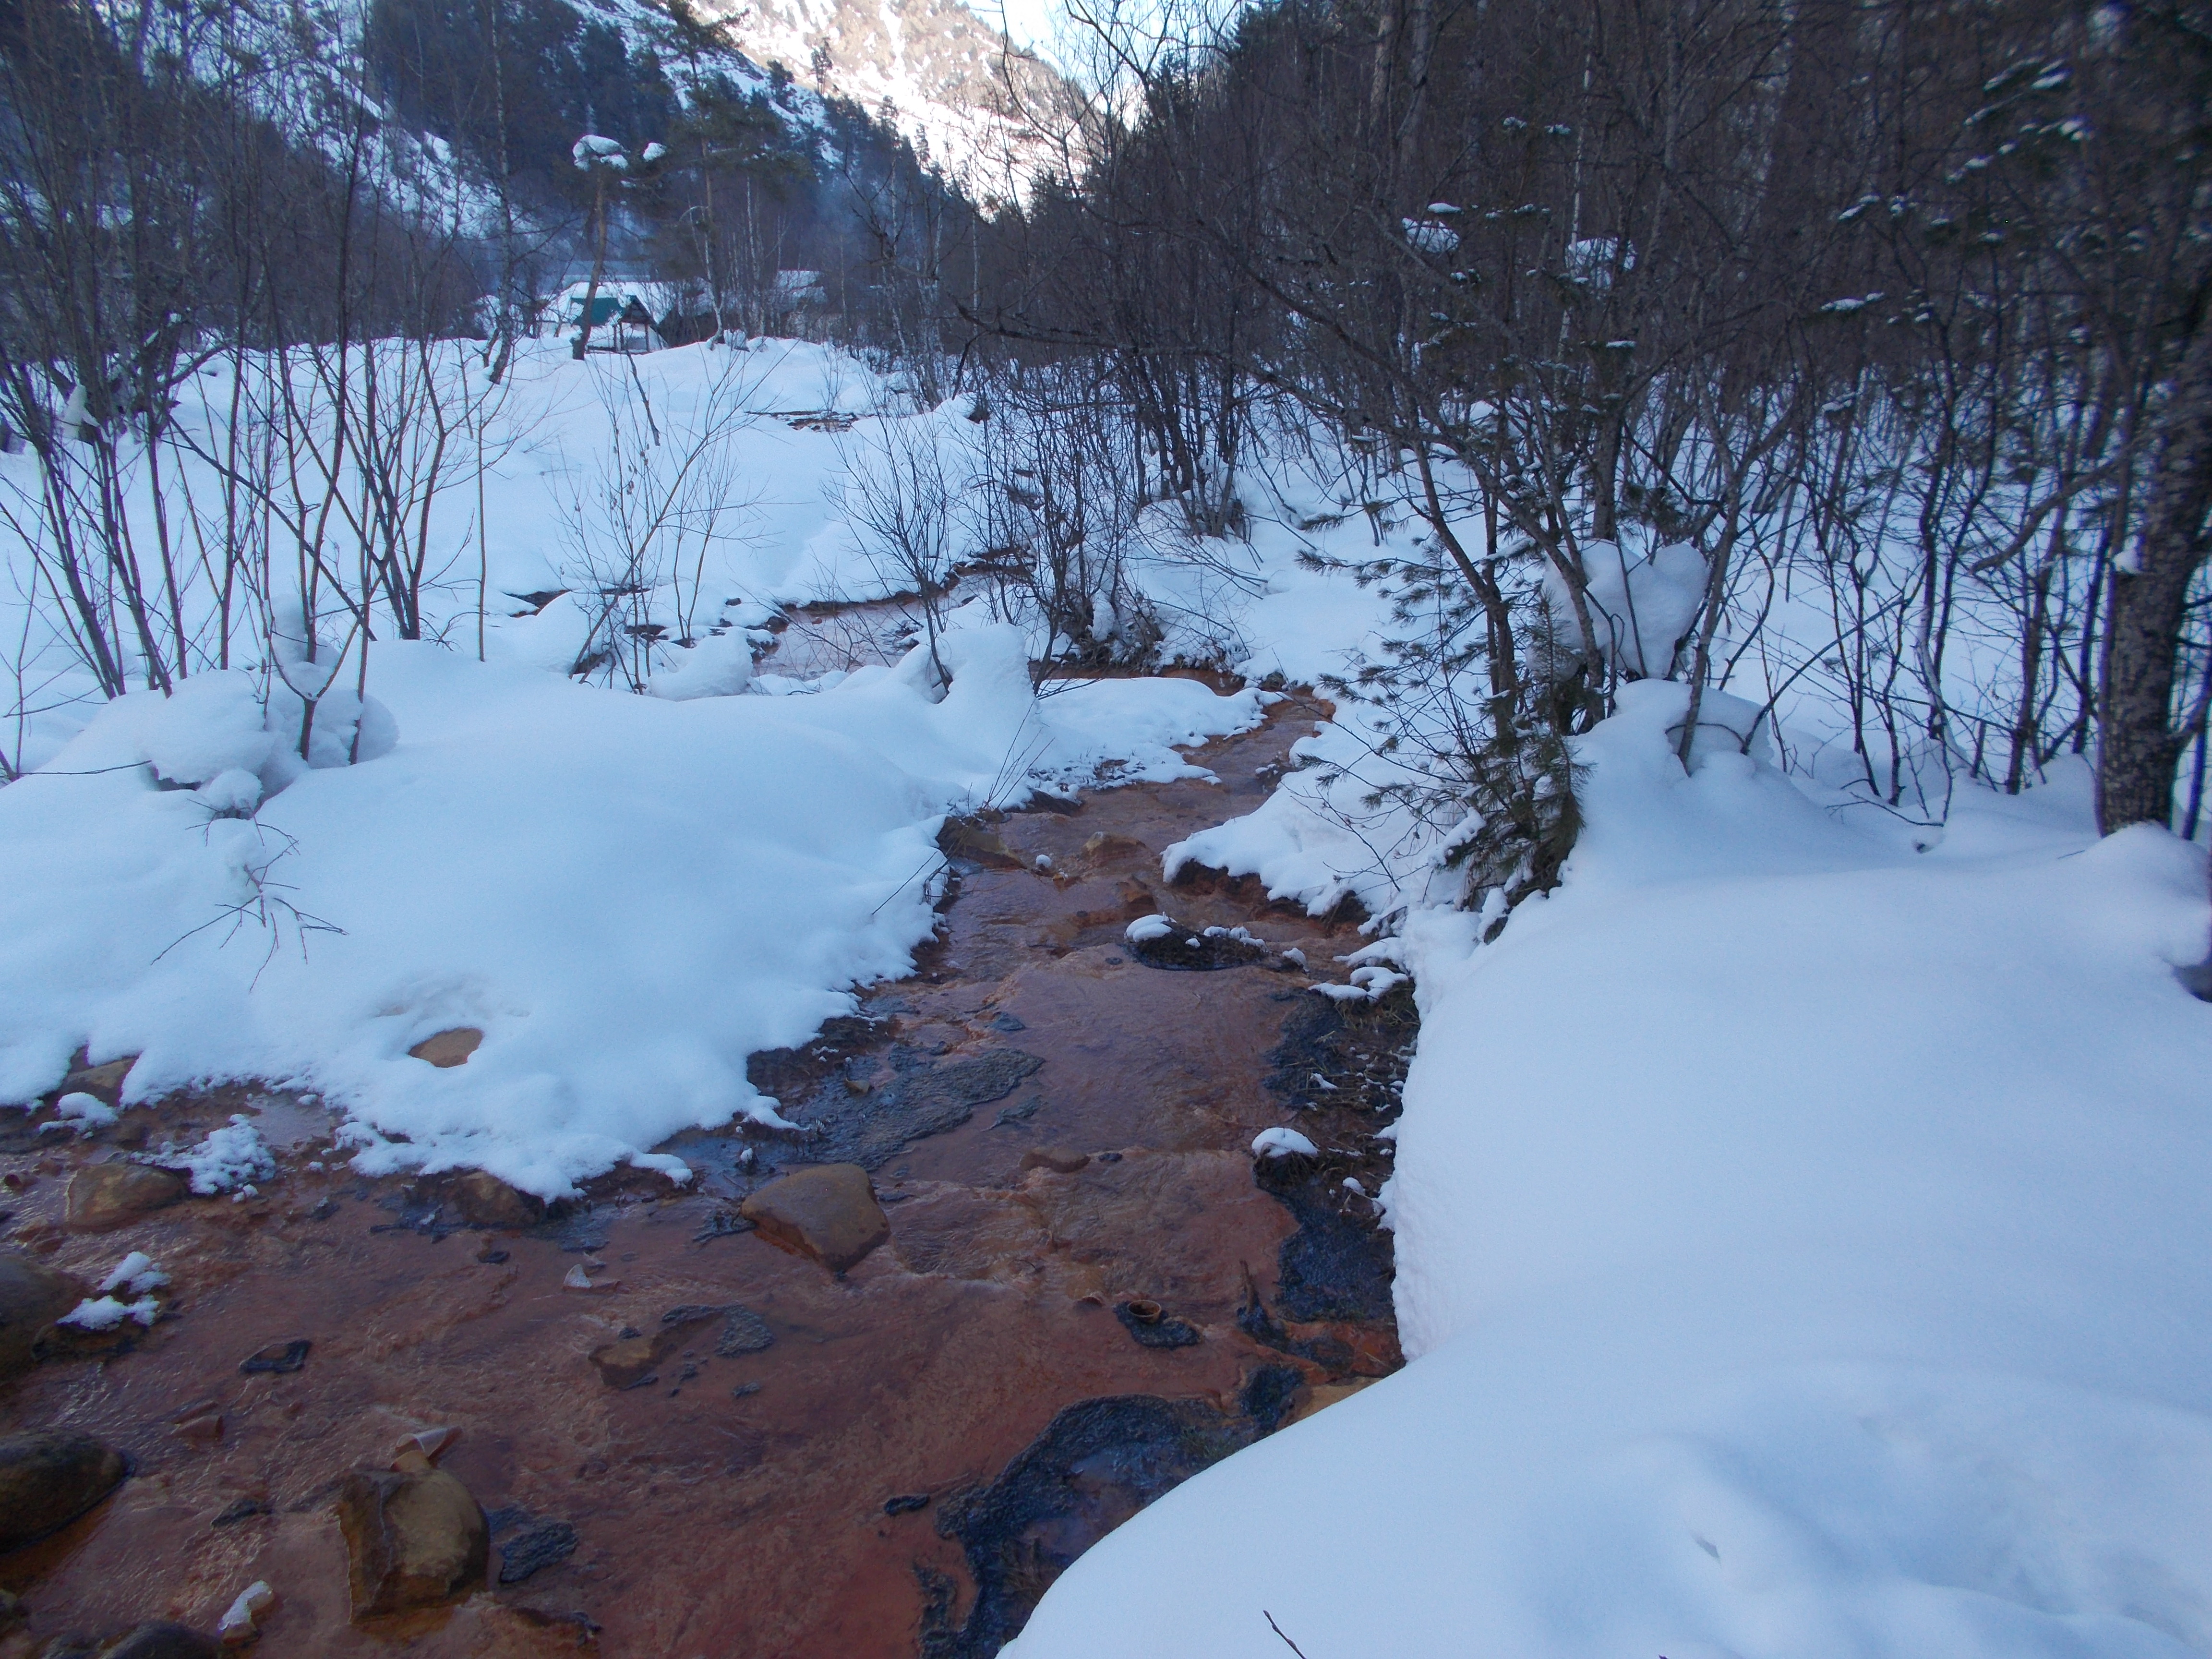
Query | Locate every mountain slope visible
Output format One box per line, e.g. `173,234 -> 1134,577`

700,0 -> 1070,190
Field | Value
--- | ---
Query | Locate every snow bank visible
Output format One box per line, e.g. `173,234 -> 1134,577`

1009,680 -> 2212,1659
0,623 -> 1262,1196
1165,713 -> 1437,919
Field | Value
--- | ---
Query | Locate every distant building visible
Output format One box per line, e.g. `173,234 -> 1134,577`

558,283 -> 665,353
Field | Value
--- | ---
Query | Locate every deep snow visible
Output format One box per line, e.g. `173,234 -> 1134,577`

1006,680 -> 2212,1659
3,331 -> 2206,1655
0,618 -> 1264,1194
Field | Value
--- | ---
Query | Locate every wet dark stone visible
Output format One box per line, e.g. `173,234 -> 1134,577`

1112,1303 -> 1201,1349
99,1622 -> 220,1659
1238,1364 -> 1305,1433
656,1302 -> 775,1358
789,1049 -> 1044,1169
534,1209 -> 610,1254
989,1098 -> 1041,1130
0,1250 -> 87,1380
712,1308 -> 775,1357
1262,981 -> 1416,1116
1271,1183 -> 1395,1323
1262,995 -> 1349,1110
0,1431 -> 127,1550
307,1197 -> 337,1221
210,1496 -> 271,1527
692,1208 -> 754,1241
239,1339 -> 310,1375
882,1492 -> 931,1516
922,1395 -> 1273,1657
1236,1275 -> 1356,1374
370,1189 -> 466,1240
1243,989 -> 1406,1330
483,1505 -> 531,1538
1125,920 -> 1265,973
497,1518 -> 578,1584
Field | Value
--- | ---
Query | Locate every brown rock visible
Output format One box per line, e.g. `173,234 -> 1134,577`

935,818 -> 1022,869
0,1431 -> 128,1551
1020,1146 -> 1090,1175
587,1332 -> 661,1389
0,1252 -> 88,1379
171,1414 -> 223,1443
60,1056 -> 134,1099
444,1170 -> 542,1229
65,1164 -> 186,1232
587,1304 -> 733,1388
407,1028 -> 482,1069
335,1466 -> 488,1619
99,1622 -> 219,1659
739,1165 -> 890,1274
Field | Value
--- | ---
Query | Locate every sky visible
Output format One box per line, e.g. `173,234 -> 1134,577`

980,0 -> 1067,60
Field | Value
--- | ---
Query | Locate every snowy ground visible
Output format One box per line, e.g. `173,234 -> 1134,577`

7,335 -> 2207,1652
0,618 -> 1265,1193
1008,680 -> 2212,1659
0,335 -> 1310,1192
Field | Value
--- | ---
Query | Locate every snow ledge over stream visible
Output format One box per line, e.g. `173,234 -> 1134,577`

1007,680 -> 2212,1659
0,617 -> 1265,1196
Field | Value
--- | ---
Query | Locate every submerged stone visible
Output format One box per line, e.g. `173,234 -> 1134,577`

0,1251 -> 88,1379
65,1164 -> 185,1231
497,1518 -> 577,1585
335,1466 -> 488,1619
0,1431 -> 128,1551
739,1164 -> 890,1273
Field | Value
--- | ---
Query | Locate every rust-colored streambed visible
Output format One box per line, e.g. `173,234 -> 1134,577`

0,692 -> 1411,1659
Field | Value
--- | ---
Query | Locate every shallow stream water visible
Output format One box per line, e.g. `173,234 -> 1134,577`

0,688 -> 1410,1659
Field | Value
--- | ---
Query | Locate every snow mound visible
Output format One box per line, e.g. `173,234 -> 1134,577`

647,631 -> 754,701
1009,681 -> 2212,1659
59,1295 -> 160,1330
53,1092 -> 116,1129
0,625 -> 1266,1197
98,1250 -> 168,1295
1542,537 -> 1706,677
1250,1127 -> 1317,1159
156,1116 -> 276,1195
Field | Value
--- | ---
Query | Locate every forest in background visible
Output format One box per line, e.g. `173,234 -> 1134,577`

0,0 -> 2208,932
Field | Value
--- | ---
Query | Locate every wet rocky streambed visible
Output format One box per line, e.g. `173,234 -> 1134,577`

0,692 -> 1413,1659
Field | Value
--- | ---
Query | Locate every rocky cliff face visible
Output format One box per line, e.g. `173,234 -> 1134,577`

701,0 -> 1071,191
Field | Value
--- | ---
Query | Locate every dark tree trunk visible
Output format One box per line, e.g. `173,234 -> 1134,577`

2099,315 -> 2212,832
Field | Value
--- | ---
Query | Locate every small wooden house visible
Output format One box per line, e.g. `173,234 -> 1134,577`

567,290 -> 663,354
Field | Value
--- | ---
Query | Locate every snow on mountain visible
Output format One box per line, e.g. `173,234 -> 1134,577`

699,0 -> 1071,191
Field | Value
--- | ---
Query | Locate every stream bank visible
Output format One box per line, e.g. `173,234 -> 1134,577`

0,692 -> 1411,1659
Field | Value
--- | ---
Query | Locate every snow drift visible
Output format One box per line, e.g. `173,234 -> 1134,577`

1008,680 -> 2212,1659
0,619 -> 1264,1195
